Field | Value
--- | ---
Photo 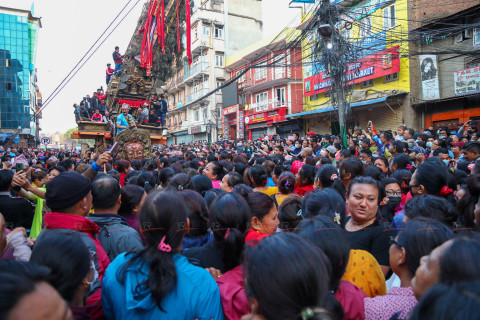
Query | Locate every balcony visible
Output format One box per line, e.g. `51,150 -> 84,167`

185,88 -> 210,104
184,61 -> 210,82
191,36 -> 210,57
166,73 -> 185,92
191,8 -> 224,27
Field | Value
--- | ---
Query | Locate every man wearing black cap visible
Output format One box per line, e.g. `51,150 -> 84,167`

42,171 -> 110,319
88,176 -> 143,261
112,46 -> 123,76
106,63 -> 114,85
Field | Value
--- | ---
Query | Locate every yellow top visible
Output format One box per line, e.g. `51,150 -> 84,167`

258,186 -> 279,196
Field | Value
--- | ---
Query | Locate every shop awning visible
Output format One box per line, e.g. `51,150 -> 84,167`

285,97 -> 388,118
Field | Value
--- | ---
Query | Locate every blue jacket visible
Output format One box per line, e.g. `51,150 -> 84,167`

102,253 -> 225,320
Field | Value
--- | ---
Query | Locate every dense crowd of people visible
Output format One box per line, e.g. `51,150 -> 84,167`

1,119 -> 480,320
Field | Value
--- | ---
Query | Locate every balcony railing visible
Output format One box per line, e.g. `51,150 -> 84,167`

185,88 -> 210,104
184,61 -> 210,80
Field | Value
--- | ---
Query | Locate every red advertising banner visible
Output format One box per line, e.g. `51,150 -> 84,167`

304,46 -> 400,97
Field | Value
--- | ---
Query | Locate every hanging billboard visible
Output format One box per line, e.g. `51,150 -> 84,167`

304,46 -> 400,97
420,55 -> 440,100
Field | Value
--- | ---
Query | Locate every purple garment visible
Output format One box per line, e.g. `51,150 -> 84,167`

124,214 -> 145,244
71,306 -> 91,320
364,287 -> 418,320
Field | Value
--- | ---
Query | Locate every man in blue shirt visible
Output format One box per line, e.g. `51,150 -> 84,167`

116,105 -> 137,133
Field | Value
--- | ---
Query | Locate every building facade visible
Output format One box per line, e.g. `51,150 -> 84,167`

0,6 -> 41,146
409,1 -> 480,130
165,0 -> 263,144
290,0 -> 413,135
224,29 -> 304,140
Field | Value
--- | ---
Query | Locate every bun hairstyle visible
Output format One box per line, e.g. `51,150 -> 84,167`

250,164 -> 269,187
166,173 -> 194,192
316,164 -> 346,200
278,171 -> 296,195
209,193 -> 251,272
117,191 -> 188,311
278,194 -> 302,231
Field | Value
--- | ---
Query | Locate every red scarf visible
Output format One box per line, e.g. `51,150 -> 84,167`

245,229 -> 270,246
294,184 -> 314,197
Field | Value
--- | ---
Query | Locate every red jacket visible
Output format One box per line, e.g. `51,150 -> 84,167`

91,114 -> 103,122
106,68 -> 114,77
44,212 -> 110,320
216,266 -> 250,320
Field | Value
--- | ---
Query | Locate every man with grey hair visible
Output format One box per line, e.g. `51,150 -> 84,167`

116,104 -> 136,133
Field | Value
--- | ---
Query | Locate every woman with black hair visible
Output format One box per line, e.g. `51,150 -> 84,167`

219,172 -> 243,193
242,232 -> 335,320
278,194 -> 303,231
374,156 -> 390,176
411,234 -> 480,300
115,160 -> 131,187
315,164 -> 346,200
409,281 -> 480,320
118,184 -> 147,241
345,177 -> 396,276
135,171 -> 156,193
102,191 -> 224,319
31,229 -> 95,319
294,164 -> 315,196
166,173 -> 194,192
379,177 -> 402,222
302,189 -> 347,228
248,165 -> 278,196
296,216 -> 367,320
244,192 -> 279,244
203,161 -> 227,189
184,192 -> 250,274
339,158 -> 364,189
192,174 -> 213,196
390,154 -> 412,174
158,168 -> 175,189
204,189 -> 227,210
364,218 -> 454,320
274,171 -> 296,206
180,190 -> 211,251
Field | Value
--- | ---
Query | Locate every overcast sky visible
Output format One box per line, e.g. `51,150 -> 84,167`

1,0 -> 300,135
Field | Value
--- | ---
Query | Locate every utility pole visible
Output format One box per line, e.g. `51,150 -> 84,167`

314,0 -> 352,147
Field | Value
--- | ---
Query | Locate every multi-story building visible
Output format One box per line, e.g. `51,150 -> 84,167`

224,29 -> 304,140
409,1 -> 480,130
165,0 -> 263,144
290,0 -> 413,135
0,5 -> 41,146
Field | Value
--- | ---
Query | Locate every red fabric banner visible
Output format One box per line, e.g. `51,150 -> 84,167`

118,99 -> 150,108
157,0 -> 165,55
177,0 -> 180,52
185,0 -> 192,65
141,0 -> 155,69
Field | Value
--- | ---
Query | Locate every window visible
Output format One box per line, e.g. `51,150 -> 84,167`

237,68 -> 245,83
179,113 -> 183,124
194,110 -> 199,121
310,94 -> 319,101
276,88 -> 286,106
466,57 -> 480,69
214,25 -> 223,38
169,118 -> 172,127
361,79 -> 374,88
361,16 -> 372,38
5,59 -> 11,67
384,72 -> 399,83
5,83 -> 12,90
179,92 -> 182,102
255,91 -> 268,111
215,54 -> 224,67
174,115 -> 177,125
383,5 -> 396,30
216,80 -> 224,88
203,24 -> 210,36
255,60 -> 267,80
239,94 -> 246,105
